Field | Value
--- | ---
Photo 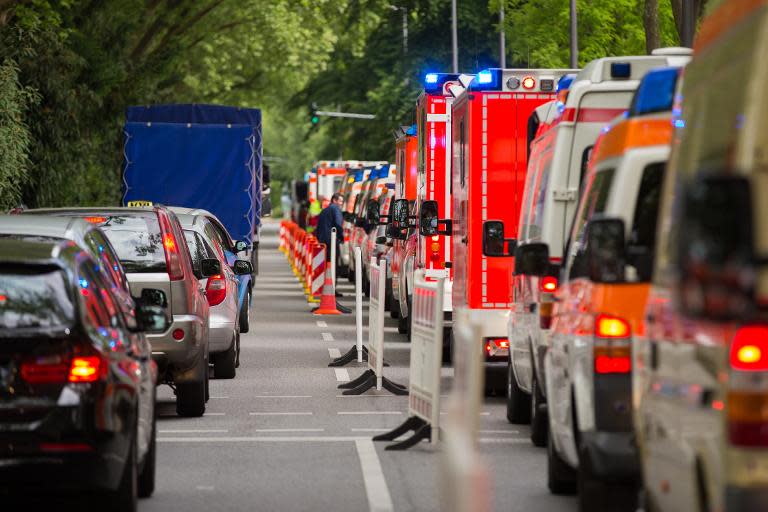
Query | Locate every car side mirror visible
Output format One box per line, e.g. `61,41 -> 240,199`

234,240 -> 248,253
392,199 -> 409,226
586,217 -> 626,283
232,259 -> 253,275
138,288 -> 167,308
419,200 -> 452,237
514,243 -> 549,276
366,201 -> 381,226
677,175 -> 754,321
136,304 -> 170,333
482,220 -> 517,257
201,258 -> 222,278
376,236 -> 388,244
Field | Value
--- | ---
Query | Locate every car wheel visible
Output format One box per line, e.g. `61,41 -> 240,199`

176,356 -> 206,417
530,373 -> 548,447
397,307 -> 409,334
239,292 -> 251,334
213,333 -> 237,379
138,397 -> 156,498
547,429 -> 577,495
390,295 -> 401,319
235,330 -> 241,368
577,445 -> 637,512
111,434 -> 138,512
506,360 -> 532,424
205,353 -> 210,402
442,327 -> 453,365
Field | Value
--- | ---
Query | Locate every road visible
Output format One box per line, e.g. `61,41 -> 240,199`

141,220 -> 577,512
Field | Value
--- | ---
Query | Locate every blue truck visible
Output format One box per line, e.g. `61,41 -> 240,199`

121,104 -> 263,274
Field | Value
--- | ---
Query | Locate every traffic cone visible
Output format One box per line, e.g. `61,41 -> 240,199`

312,265 -> 341,315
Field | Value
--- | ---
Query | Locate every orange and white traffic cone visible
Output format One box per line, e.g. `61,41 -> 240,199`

312,265 -> 341,315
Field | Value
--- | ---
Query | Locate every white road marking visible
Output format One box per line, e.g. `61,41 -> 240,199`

251,428 -> 325,433
159,429 -> 229,434
321,332 -> 334,342
328,348 -> 342,359
335,394 -> 400,398
440,411 -> 490,416
479,430 -> 520,434
249,412 -> 313,416
338,411 -> 403,415
159,436 -> 369,442
209,396 -> 229,399
479,438 -> 530,444
204,413 -> 226,416
196,485 -> 215,491
351,428 -> 390,432
316,321 -> 328,328
335,368 -> 350,382
355,439 -> 395,512
252,395 -> 312,398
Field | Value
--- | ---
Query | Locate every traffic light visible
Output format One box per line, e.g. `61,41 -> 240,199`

309,103 -> 320,128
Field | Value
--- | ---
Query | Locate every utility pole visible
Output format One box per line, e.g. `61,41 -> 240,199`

569,0 -> 578,68
389,5 -> 408,54
499,3 -> 506,68
451,0 -> 458,73
681,0 -> 695,47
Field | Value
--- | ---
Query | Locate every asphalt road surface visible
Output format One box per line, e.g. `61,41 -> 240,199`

140,220 -> 577,512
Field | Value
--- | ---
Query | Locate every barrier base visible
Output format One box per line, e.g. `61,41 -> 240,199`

372,416 -> 431,450
328,345 -> 368,367
339,370 -> 408,396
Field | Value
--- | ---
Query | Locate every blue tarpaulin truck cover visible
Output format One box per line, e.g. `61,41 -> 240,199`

123,104 -> 262,246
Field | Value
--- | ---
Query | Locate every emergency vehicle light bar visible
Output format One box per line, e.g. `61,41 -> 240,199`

628,67 -> 680,117
423,72 -> 462,93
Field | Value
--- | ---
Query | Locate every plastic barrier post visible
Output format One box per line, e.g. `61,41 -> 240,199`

329,247 -> 368,367
330,228 -> 337,286
308,243 -> 325,304
338,257 -> 407,396
374,270 -> 444,449
439,308 -> 490,512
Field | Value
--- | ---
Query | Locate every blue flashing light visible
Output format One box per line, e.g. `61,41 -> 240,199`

477,71 -> 493,84
629,67 -> 679,117
425,73 -> 439,84
79,278 -> 89,289
556,74 -> 576,93
674,119 -> 685,128
405,124 -> 417,136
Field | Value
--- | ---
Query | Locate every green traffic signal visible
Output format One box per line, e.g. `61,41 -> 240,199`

311,115 -> 319,125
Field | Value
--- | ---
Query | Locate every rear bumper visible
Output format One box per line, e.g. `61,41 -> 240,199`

0,449 -> 121,493
149,314 -> 206,382
580,431 -> 639,482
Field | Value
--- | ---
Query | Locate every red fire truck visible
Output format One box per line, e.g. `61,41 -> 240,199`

422,68 -> 573,385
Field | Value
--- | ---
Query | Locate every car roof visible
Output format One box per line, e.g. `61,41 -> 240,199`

0,238 -> 82,266
0,215 -> 91,242
175,212 -> 205,229
168,206 -> 215,218
24,206 -> 158,216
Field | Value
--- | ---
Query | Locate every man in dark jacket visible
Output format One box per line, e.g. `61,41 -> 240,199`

314,193 -> 350,312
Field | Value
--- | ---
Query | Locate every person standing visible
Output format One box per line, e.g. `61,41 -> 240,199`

315,193 -> 350,313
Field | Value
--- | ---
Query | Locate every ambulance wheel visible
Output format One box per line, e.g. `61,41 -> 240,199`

384,277 -> 393,311
442,328 -> 453,365
530,373 -> 548,447
405,295 -> 413,342
577,445 -> 637,512
506,360 -> 531,424
397,312 -> 408,334
390,296 -> 400,319
548,432 -> 577,495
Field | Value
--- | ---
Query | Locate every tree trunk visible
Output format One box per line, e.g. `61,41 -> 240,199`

671,0 -> 708,45
644,0 -> 661,53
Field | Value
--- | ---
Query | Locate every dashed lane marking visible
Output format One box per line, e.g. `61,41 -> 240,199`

479,438 -> 530,444
159,429 -> 229,434
251,428 -> 325,433
338,411 -> 403,416
356,439 -> 395,512
480,430 -> 521,434
322,332 -> 334,342
317,321 -> 328,328
204,413 -> 226,416
440,411 -> 490,416
196,486 -> 215,491
209,396 -> 229,399
328,348 -> 342,359
249,412 -> 313,416
335,394 -> 401,398
252,395 -> 312,398
158,436 -> 369,442
351,428 -> 390,432
335,368 -> 350,382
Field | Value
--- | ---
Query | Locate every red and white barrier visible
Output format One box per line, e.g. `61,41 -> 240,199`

308,242 -> 326,303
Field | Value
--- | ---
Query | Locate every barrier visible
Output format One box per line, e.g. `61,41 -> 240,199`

329,247 -> 367,366
338,257 -> 407,395
374,270 -> 444,449
308,242 -> 326,303
439,308 -> 490,512
303,236 -> 315,295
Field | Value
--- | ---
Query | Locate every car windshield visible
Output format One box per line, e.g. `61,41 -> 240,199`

0,266 -> 74,329
89,215 -> 167,273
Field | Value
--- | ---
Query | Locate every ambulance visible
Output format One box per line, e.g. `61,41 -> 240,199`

349,164 -> 390,290
342,165 -> 376,281
431,67 -> 573,383
390,73 -> 471,345
361,164 -> 396,289
634,1 -> 768,510
309,161 -> 348,207
389,125 -> 418,319
492,49 -> 690,435
539,66 -> 686,510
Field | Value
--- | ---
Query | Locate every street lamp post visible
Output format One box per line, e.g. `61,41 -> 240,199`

451,0 -> 458,73
570,0 -> 578,68
389,5 -> 408,54
499,3 -> 506,68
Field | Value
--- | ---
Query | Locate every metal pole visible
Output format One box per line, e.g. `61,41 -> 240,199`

569,0 -> 578,68
330,228 -> 337,287
355,247 -> 363,362
681,0 -> 695,47
403,8 -> 408,55
499,3 -> 506,68
451,0 -> 458,73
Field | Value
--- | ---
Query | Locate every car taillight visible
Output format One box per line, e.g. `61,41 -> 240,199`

68,356 -> 104,383
157,210 -> 185,281
484,337 -> 509,357
206,274 -> 227,306
594,314 -> 631,374
21,353 -> 106,384
728,325 -> 768,446
539,276 -> 558,293
83,216 -> 106,224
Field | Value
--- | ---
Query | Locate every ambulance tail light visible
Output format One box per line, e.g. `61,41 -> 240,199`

484,338 -> 509,358
727,325 -> 768,447
539,276 -> 558,293
594,314 -> 631,374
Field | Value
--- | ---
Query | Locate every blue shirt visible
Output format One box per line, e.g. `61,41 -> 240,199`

315,203 -> 343,247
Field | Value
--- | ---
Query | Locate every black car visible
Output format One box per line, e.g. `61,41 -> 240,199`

0,239 -> 167,510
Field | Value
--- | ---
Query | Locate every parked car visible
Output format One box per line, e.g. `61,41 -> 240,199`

0,239 -> 167,509
176,211 -> 253,378
169,207 -> 252,334
635,3 -> 768,510
23,207 -> 215,417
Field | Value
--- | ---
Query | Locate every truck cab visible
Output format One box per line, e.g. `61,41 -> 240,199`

390,125 -> 418,319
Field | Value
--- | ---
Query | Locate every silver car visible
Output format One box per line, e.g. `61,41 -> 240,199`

176,212 -> 251,378
23,207 -> 216,417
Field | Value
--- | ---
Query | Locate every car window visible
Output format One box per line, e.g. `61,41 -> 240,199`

94,214 -> 166,273
0,266 -> 74,329
629,163 -> 664,250
203,223 -> 227,261
567,169 -> 616,279
78,263 -> 118,329
184,230 -> 206,278
85,230 -> 128,292
207,219 -> 233,250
